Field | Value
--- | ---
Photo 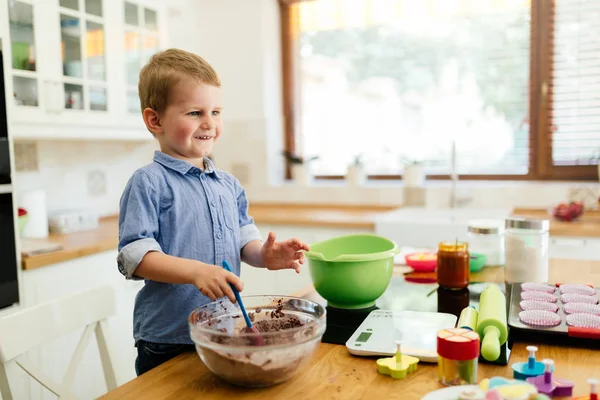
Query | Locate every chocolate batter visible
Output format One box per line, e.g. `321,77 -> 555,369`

192,297 -> 321,387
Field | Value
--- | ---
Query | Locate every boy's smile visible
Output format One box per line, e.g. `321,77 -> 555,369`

145,81 -> 223,168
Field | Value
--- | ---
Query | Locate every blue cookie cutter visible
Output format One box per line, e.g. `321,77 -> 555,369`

512,346 -> 553,380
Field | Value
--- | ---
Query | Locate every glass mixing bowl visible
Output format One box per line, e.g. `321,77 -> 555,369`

188,295 -> 326,387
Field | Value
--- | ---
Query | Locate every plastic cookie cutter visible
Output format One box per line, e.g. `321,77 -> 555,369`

526,359 -> 575,397
479,377 -> 541,399
376,340 -> 418,380
512,346 -> 552,380
573,378 -> 599,400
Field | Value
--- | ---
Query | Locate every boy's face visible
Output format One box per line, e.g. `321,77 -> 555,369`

149,80 -> 222,165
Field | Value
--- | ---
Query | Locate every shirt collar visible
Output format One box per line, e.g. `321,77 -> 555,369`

153,151 -> 220,179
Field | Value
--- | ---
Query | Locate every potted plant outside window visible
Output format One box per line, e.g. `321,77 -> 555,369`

347,154 -> 367,186
399,156 -> 426,187
282,151 -> 319,186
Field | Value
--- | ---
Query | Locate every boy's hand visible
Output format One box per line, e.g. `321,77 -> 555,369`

192,263 -> 243,303
260,232 -> 310,273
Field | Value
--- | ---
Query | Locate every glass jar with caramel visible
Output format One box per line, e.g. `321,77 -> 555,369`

437,241 -> 470,289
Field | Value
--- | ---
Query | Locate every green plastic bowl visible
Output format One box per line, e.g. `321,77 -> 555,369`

305,234 -> 399,309
470,252 -> 487,272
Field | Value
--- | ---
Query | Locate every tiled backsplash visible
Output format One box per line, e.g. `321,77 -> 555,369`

14,140 -> 159,217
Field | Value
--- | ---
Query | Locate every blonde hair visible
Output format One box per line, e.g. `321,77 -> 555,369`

138,48 -> 221,114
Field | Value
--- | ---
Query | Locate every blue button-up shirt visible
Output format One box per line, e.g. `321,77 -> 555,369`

117,151 -> 262,345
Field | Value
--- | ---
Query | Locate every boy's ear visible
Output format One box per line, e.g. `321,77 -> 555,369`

142,108 -> 163,136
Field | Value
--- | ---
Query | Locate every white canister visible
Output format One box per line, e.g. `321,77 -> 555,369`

467,219 -> 505,267
20,189 -> 49,238
504,217 -> 550,283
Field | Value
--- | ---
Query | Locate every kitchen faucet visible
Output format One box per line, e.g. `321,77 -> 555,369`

449,141 -> 473,208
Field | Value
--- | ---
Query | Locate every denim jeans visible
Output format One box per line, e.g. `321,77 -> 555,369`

135,340 -> 196,376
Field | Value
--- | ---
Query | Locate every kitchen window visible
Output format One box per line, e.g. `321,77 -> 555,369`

280,0 -> 600,181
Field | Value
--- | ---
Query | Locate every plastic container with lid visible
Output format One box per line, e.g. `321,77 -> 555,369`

467,219 -> 505,267
437,241 -> 470,289
504,217 -> 550,283
437,328 -> 480,386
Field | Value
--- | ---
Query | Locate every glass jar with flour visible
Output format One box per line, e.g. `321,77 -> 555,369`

504,217 -> 550,283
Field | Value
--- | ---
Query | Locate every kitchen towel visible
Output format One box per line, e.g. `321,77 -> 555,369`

20,189 -> 49,238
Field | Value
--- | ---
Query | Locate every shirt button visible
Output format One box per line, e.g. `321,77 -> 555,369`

211,201 -> 216,207
217,232 -> 223,239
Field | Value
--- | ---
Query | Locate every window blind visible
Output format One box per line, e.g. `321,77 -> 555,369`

551,0 -> 600,166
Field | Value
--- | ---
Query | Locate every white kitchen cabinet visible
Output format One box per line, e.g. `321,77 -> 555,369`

549,237 -> 600,261
18,249 -> 141,400
0,0 -> 168,140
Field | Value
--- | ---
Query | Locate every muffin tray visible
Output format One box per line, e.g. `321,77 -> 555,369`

508,282 -> 600,343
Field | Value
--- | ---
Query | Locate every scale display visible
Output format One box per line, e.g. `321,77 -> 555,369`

345,310 -> 457,362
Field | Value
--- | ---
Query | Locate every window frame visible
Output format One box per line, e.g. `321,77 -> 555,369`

279,0 -> 599,182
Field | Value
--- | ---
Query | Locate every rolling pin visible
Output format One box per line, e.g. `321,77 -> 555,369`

458,306 -> 478,331
476,284 -> 507,362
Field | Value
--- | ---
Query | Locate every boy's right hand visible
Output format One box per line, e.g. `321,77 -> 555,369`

192,263 -> 244,303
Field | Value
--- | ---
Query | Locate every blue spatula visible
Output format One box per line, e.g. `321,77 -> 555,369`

222,260 -> 264,345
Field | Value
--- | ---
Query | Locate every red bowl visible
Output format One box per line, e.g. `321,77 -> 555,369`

404,252 -> 437,272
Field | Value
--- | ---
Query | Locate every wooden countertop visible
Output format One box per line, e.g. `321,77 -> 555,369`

20,205 -> 600,270
248,203 -> 399,229
19,205 -> 393,270
99,258 -> 600,400
20,216 -> 119,270
513,208 -> 600,238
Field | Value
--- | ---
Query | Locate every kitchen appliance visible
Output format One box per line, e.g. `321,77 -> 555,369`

0,38 -> 21,310
345,309 -> 457,362
304,234 -> 398,344
336,277 -> 512,365
48,208 -> 99,234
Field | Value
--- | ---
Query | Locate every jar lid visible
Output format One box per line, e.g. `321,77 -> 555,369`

505,217 -> 549,231
468,219 -> 504,235
437,328 -> 480,360
438,241 -> 468,252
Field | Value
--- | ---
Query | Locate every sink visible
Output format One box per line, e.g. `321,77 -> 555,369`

374,207 -> 512,249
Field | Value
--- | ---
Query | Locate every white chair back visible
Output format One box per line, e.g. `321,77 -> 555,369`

0,284 -> 118,400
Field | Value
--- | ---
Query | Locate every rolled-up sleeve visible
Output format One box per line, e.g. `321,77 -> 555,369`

117,170 -> 163,280
234,178 -> 262,249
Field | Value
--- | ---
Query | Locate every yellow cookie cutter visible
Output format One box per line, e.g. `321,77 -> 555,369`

376,341 -> 418,380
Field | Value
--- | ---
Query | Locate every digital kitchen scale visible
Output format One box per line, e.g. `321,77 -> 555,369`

345,309 -> 457,362
328,277 -> 513,365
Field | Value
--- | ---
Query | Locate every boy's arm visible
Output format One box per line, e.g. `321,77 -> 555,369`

117,170 -> 241,301
135,252 -> 242,301
241,240 -> 266,268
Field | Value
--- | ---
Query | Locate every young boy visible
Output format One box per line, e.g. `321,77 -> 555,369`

117,48 -> 309,376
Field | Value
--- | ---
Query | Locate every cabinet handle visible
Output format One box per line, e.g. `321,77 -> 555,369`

53,81 -> 64,114
43,80 -> 54,113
